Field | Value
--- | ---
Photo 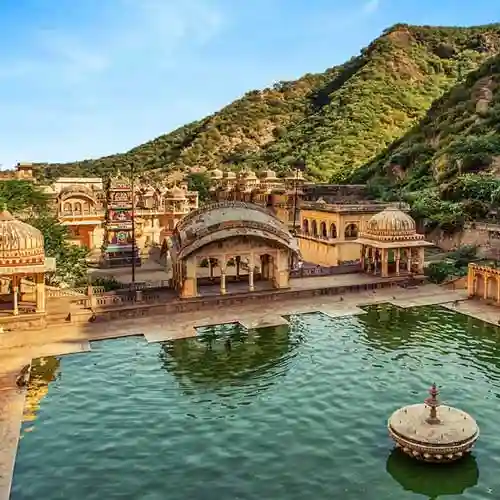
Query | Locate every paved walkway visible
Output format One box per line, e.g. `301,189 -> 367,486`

0,283 -> 494,500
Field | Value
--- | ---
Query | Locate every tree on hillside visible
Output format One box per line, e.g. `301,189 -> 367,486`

0,180 -> 48,215
28,214 -> 88,287
187,172 -> 212,203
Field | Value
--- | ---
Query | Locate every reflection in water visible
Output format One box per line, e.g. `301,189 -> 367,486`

358,304 -> 500,384
357,304 -> 416,350
386,449 -> 479,498
159,323 -> 298,391
22,357 -> 61,431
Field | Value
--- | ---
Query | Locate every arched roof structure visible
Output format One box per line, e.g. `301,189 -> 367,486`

58,184 -> 98,204
170,201 -> 299,260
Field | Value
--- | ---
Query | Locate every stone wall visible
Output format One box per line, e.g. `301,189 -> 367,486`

298,237 -> 361,267
302,184 -> 370,202
428,222 -> 500,257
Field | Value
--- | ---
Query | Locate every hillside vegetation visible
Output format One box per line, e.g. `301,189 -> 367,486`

353,52 -> 500,230
36,23 -> 500,183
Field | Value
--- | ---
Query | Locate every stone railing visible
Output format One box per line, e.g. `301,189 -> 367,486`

113,280 -> 171,291
94,292 -> 161,308
300,201 -> 409,213
290,263 -> 361,278
46,286 -> 105,298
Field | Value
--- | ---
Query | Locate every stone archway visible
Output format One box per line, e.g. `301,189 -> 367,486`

311,220 -> 318,237
330,223 -> 337,239
345,223 -> 358,240
320,222 -> 327,239
487,275 -> 498,301
303,219 -> 309,235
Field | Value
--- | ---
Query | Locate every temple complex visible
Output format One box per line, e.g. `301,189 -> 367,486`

38,171 -> 199,265
167,201 -> 300,299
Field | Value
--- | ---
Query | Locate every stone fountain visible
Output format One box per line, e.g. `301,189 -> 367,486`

388,384 -> 479,463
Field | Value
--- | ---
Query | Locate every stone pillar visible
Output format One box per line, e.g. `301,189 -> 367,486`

248,268 -> 254,292
35,273 -> 46,313
381,249 -> 389,278
207,258 -> 212,279
12,276 -> 18,316
180,259 -> 197,299
484,277 -> 489,300
407,249 -> 412,274
220,261 -> 227,295
395,248 -> 400,276
467,267 -> 475,298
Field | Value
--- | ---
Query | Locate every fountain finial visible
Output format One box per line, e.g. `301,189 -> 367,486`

424,383 -> 441,424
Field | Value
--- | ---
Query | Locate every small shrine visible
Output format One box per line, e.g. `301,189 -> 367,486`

355,206 -> 433,277
388,384 -> 479,463
101,171 -> 141,268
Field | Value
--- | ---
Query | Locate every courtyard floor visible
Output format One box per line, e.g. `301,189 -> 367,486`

1,280 -> 498,500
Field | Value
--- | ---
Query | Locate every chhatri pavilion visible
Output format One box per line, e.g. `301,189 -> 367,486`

0,207 -> 54,316
167,201 -> 300,299
355,206 -> 433,277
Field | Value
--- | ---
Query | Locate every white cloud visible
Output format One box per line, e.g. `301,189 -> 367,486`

362,0 -> 381,15
0,0 -> 224,85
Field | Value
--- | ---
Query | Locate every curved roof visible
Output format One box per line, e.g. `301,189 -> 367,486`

171,201 -> 299,260
0,208 -> 46,274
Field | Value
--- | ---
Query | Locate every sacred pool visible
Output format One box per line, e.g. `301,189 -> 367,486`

11,304 -> 500,499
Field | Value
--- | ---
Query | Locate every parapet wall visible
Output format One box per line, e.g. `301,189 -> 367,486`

302,184 -> 371,202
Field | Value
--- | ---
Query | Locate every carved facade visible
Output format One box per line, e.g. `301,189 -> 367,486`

168,201 -> 300,299
40,174 -> 198,264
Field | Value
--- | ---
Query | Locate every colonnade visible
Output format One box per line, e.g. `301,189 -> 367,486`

467,264 -> 500,302
175,249 -> 289,299
361,246 -> 425,278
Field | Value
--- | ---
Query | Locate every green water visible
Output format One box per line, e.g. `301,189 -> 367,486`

11,305 -> 500,499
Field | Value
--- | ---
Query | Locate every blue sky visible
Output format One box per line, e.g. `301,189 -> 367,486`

1,0 -> 499,168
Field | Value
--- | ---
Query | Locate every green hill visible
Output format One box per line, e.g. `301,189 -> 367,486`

35,23 -> 500,184
352,51 -> 500,230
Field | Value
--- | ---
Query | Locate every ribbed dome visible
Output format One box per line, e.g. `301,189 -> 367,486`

361,207 -> 422,242
0,208 -> 45,273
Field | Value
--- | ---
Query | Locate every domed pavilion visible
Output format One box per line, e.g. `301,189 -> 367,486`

355,206 -> 432,278
0,207 -> 54,315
